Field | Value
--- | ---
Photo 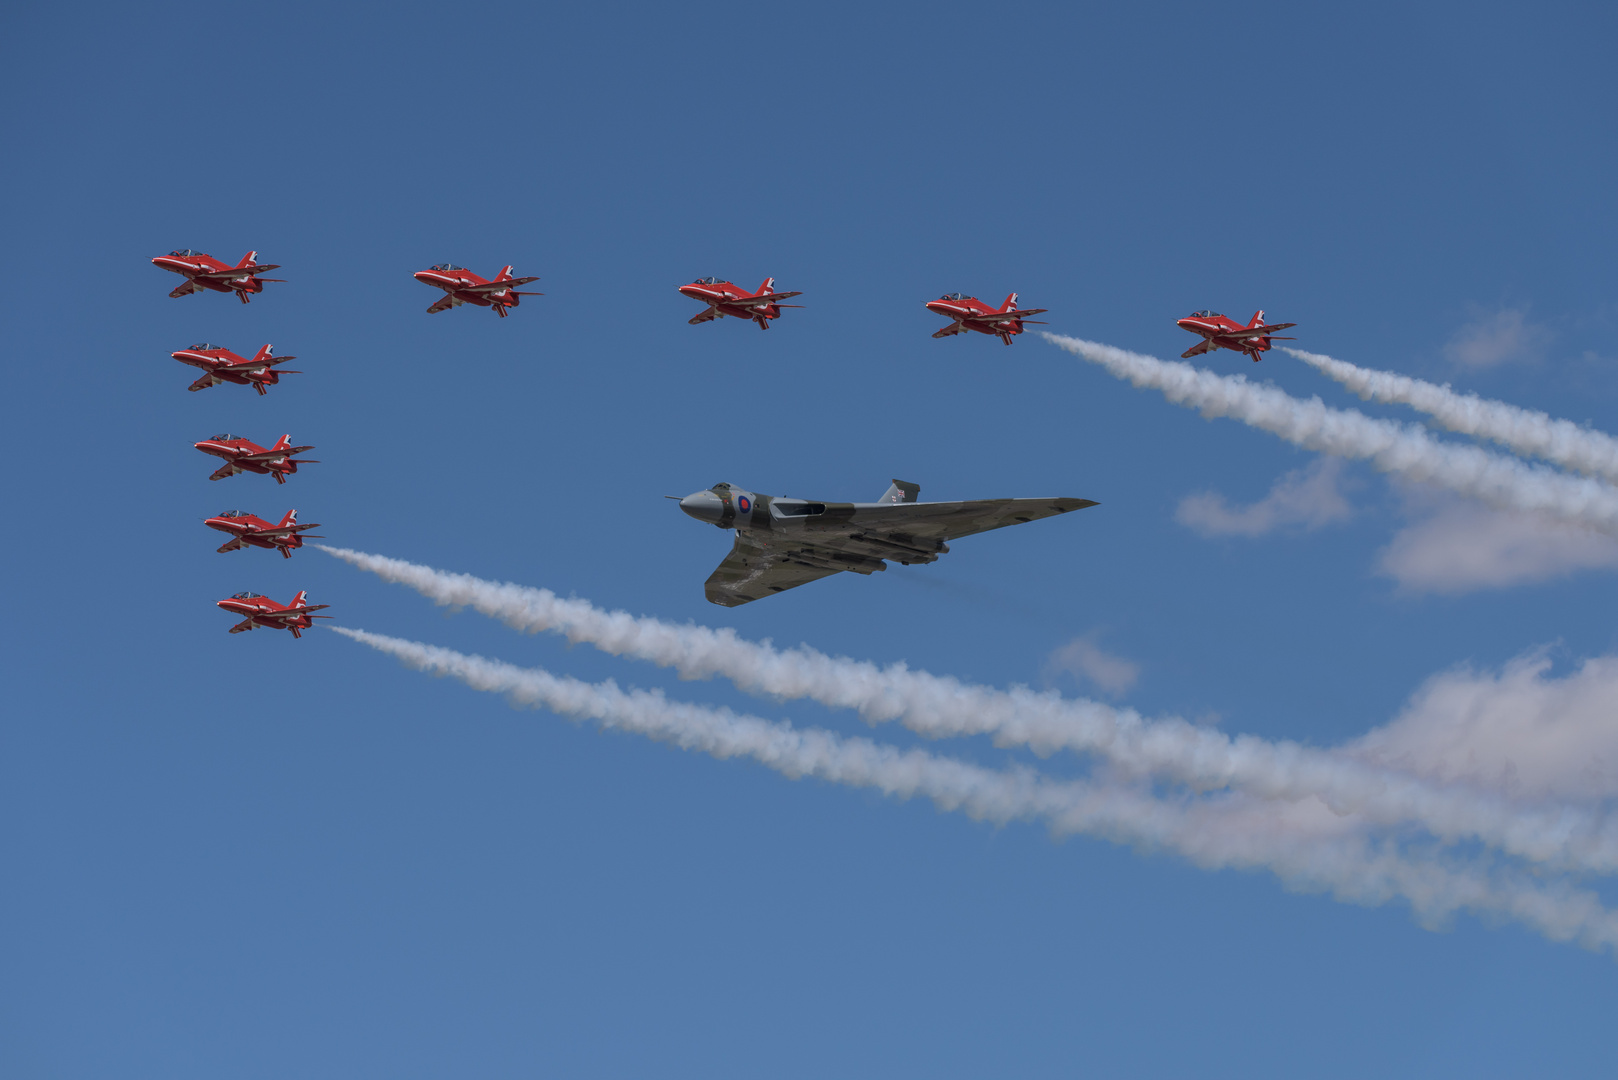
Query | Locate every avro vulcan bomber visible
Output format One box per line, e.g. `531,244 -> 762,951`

677,480 -> 1096,606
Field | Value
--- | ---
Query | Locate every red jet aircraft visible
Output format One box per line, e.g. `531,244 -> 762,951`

217,590 -> 331,638
925,292 -> 1047,345
1176,309 -> 1297,362
678,277 -> 803,330
194,433 -> 318,484
413,264 -> 542,317
171,342 -> 300,395
151,249 -> 283,303
205,509 -> 323,558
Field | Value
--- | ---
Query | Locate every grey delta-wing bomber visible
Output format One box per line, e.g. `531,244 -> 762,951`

677,479 -> 1097,606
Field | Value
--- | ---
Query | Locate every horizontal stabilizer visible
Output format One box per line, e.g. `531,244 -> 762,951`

462,276 -> 540,292
198,264 -> 280,278
241,445 -> 314,462
223,354 -> 297,369
1222,322 -> 1297,339
727,291 -> 803,306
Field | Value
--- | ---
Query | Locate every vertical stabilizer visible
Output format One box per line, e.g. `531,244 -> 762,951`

292,590 -> 308,608
877,479 -> 921,504
278,509 -> 298,528
1249,310 -> 1266,328
496,265 -> 514,281
757,276 -> 775,296
1001,292 -> 1019,312
237,250 -> 259,268
271,433 -> 292,452
252,344 -> 274,363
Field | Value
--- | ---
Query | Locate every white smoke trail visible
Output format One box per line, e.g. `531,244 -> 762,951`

331,625 -> 1618,956
1041,333 -> 1618,535
319,546 -> 1618,874
1287,347 -> 1618,483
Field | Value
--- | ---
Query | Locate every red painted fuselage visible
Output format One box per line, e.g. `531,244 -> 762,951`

413,264 -> 542,317
193,433 -> 318,485
1175,310 -> 1298,362
216,589 -> 331,638
171,343 -> 300,395
925,292 -> 1047,345
678,277 -> 803,330
205,509 -> 323,558
150,249 -> 283,303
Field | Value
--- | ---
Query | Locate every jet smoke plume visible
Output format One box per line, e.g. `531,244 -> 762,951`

319,546 -> 1618,874
1041,334 -> 1618,536
1287,347 -> 1618,483
331,625 -> 1618,956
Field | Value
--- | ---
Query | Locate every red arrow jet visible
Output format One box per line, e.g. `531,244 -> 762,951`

217,590 -> 332,638
678,277 -> 803,330
205,509 -> 323,558
1176,309 -> 1297,362
413,263 -> 542,317
925,292 -> 1048,345
170,342 -> 300,395
194,433 -> 318,484
150,249 -> 284,303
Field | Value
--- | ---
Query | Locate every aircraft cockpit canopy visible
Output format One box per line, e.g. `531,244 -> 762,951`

209,433 -> 239,442
230,591 -> 264,600
693,277 -> 725,285
188,343 -> 222,351
218,510 -> 248,518
939,292 -> 971,301
1189,310 -> 1224,318
428,264 -> 467,272
169,249 -> 202,257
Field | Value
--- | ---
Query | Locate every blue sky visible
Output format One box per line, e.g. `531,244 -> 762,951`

4,2 -> 1618,1076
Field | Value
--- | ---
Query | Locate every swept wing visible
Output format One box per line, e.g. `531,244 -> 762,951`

704,496 -> 1096,606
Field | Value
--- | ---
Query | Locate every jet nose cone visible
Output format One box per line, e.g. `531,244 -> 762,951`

678,489 -> 725,523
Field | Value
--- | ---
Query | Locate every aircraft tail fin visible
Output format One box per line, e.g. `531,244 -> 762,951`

292,589 -> 308,608
237,250 -> 259,268
278,509 -> 298,528
495,265 -> 514,281
252,343 -> 274,363
1249,310 -> 1266,328
271,433 -> 292,452
878,479 -> 921,504
757,276 -> 774,296
1001,292 -> 1019,312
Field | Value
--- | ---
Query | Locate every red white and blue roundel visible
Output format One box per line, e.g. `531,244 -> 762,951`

737,496 -> 752,513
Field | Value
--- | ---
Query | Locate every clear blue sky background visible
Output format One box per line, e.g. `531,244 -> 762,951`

4,2 -> 1617,1076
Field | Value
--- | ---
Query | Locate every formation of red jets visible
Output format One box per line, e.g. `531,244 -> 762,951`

151,245 -> 1301,638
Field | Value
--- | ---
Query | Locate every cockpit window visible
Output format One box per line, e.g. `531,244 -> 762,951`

693,277 -> 725,285
188,343 -> 221,350
230,591 -> 264,599
218,510 -> 247,518
428,263 -> 467,272
169,249 -> 201,257
1190,310 -> 1224,318
939,292 -> 970,301
209,433 -> 239,441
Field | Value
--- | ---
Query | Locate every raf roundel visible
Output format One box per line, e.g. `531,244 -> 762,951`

737,496 -> 752,513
